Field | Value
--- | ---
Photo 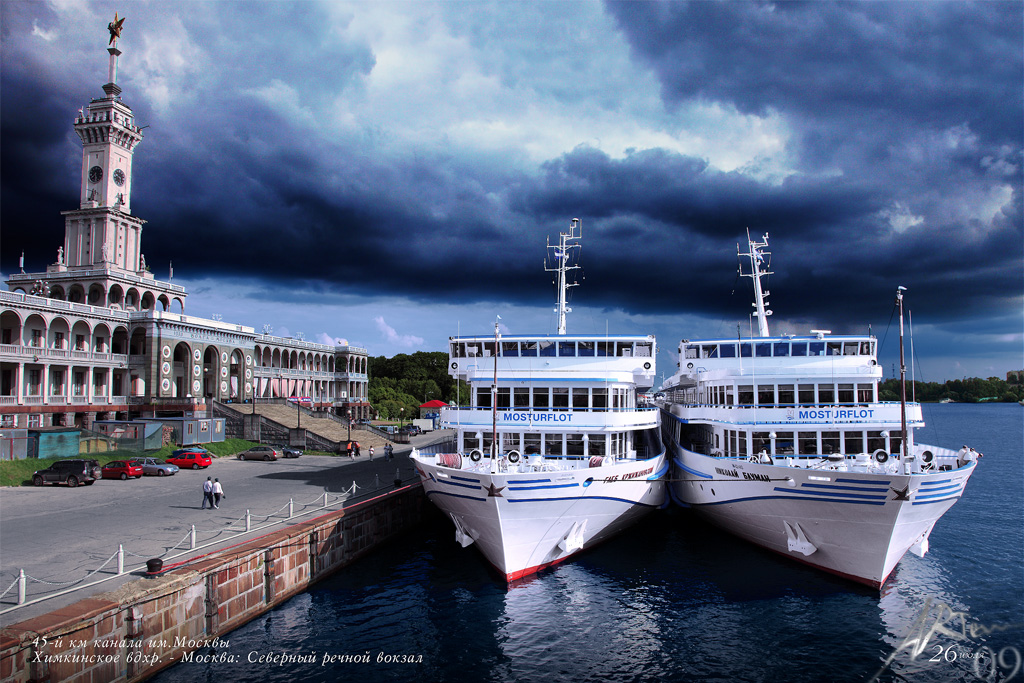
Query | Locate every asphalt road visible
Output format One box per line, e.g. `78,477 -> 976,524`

0,433 -> 448,627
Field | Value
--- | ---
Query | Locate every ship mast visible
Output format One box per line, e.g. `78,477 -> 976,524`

545,218 -> 583,335
896,286 -> 909,463
738,229 -> 773,337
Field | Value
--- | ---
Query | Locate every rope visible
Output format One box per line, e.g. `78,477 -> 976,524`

23,550 -> 119,587
0,575 -> 21,600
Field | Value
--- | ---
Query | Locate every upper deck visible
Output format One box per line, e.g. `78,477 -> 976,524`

676,334 -> 880,383
449,334 -> 656,387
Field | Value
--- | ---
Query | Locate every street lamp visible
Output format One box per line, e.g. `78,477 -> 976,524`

399,407 -> 404,430
347,408 -> 352,441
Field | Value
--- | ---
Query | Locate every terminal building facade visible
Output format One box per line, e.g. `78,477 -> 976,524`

1,27 -> 370,432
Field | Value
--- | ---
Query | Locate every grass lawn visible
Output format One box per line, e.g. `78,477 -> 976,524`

0,438 -> 258,488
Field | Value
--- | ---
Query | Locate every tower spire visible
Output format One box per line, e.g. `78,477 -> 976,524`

104,13 -> 126,97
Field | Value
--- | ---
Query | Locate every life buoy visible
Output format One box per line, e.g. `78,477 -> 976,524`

451,362 -> 458,370
469,449 -> 482,462
687,362 -> 694,369
507,451 -> 521,464
873,449 -> 889,464
643,362 -> 651,370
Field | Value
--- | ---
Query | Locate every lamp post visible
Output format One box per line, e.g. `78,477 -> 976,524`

347,409 -> 352,441
399,407 -> 404,430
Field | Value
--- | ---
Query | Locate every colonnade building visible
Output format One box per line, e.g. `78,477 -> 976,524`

1,26 -> 369,431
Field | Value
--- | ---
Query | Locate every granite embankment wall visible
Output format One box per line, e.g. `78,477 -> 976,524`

0,484 -> 424,683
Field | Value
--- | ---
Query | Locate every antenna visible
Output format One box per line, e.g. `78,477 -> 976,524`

544,218 -> 583,335
738,229 -> 773,337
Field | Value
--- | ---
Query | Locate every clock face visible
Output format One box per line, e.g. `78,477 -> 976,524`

88,166 -> 103,183
113,169 -> 125,186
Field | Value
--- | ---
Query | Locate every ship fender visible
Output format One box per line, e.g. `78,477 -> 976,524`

873,449 -> 889,464
469,449 -> 483,462
507,450 -> 521,464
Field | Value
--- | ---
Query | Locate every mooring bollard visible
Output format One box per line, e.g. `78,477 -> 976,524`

289,498 -> 294,518
18,569 -> 25,605
323,492 -> 329,507
118,544 -> 124,575
375,474 -> 380,488
246,510 -> 251,532
190,525 -> 196,549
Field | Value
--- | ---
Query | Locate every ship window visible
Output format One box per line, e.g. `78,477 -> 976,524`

843,342 -> 859,355
521,341 -> 538,357
891,431 -> 905,454
827,342 -> 842,356
465,342 -> 481,357
858,384 -> 873,403
496,387 -> 511,408
545,435 -> 564,456
757,385 -> 774,406
476,387 -> 491,408
635,343 -> 652,357
773,342 -> 790,357
738,431 -> 747,458
451,342 -> 465,358
798,432 -> 818,455
514,388 -> 530,408
843,431 -> 864,454
728,430 -> 737,457
819,384 -> 835,404
483,341 -> 496,357
539,341 -> 556,356
702,345 -> 719,359
597,341 -> 614,357
578,341 -> 595,356
778,384 -> 795,405
838,384 -> 855,404
684,345 -> 699,360
592,388 -> 608,410
756,342 -> 772,357
791,342 -> 808,356
567,434 -> 585,456
553,388 -> 569,411
799,384 -> 815,405
822,432 -> 840,455
720,344 -> 736,358
533,388 -> 549,409
573,388 -> 589,409
753,432 -> 770,455
617,342 -> 633,357
775,432 -> 794,455
740,343 -> 752,357
524,434 -> 541,455
809,342 -> 825,356
738,385 -> 754,405
861,341 -> 873,355
464,434 -> 480,452
559,341 -> 576,356
502,342 -> 520,357
867,431 -> 886,453
589,434 -> 606,456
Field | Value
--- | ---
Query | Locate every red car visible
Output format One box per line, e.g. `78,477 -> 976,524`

101,460 -> 143,480
166,450 -> 213,470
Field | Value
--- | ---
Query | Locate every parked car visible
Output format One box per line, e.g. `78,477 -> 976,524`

129,457 -> 179,476
237,445 -> 280,461
101,460 -> 144,480
166,450 -> 213,469
170,446 -> 209,458
280,445 -> 302,458
32,459 -> 102,487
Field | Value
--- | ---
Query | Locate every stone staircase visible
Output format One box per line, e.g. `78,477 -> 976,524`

216,402 -> 394,452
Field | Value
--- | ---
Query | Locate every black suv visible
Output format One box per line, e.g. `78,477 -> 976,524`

32,459 -> 102,487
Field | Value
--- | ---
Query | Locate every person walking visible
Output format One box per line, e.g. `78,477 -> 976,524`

212,478 -> 225,509
385,443 -> 393,461
201,477 -> 214,509
369,446 -> 374,461
354,441 -> 361,457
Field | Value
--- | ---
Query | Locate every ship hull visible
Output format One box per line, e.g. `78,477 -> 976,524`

415,454 -> 668,580
669,445 -> 975,588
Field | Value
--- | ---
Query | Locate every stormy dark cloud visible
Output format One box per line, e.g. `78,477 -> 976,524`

1,1 -> 1020,380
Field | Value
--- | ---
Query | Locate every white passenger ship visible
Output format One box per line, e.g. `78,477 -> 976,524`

658,232 -> 978,588
412,220 -> 667,581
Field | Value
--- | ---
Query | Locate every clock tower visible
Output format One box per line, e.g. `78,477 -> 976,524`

62,18 -> 145,273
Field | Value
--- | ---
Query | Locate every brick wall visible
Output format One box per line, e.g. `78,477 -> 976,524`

0,484 -> 423,682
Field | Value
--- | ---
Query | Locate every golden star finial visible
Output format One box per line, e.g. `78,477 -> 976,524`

108,12 -> 125,46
